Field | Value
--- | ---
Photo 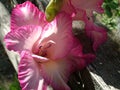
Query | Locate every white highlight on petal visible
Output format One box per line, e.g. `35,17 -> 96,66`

38,79 -> 44,90
20,7 -> 29,18
6,39 -> 19,44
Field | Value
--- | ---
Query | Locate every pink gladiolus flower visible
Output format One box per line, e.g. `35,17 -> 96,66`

61,0 -> 104,18
4,1 -> 95,90
61,0 -> 107,51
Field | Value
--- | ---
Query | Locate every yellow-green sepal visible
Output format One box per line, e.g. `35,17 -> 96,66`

45,0 -> 64,22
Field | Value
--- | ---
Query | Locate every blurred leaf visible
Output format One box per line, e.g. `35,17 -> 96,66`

105,5 -> 113,17
0,85 -> 6,90
109,22 -> 116,26
116,9 -> 120,16
109,2 -> 119,9
101,0 -> 119,31
9,74 -> 21,90
104,0 -> 112,3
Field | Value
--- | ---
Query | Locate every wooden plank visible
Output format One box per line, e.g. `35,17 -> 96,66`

88,31 -> 120,90
0,2 -> 20,72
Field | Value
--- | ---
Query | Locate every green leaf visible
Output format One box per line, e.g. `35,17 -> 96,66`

109,2 -> 119,9
9,74 -> 21,90
104,0 -> 112,3
105,5 -> 113,17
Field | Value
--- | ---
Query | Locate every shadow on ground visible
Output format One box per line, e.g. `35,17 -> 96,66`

0,42 -> 16,90
91,35 -> 120,89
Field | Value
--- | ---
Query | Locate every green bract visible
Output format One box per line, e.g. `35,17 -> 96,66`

45,0 -> 63,22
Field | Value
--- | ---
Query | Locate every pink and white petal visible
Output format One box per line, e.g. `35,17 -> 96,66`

18,50 -> 48,90
41,12 -> 74,59
40,58 -> 73,90
4,25 -> 42,53
71,0 -> 104,17
85,20 -> 107,51
11,1 -> 47,30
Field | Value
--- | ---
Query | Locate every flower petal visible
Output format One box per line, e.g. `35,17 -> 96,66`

18,50 -> 47,90
19,50 -> 72,90
72,9 -> 87,21
32,54 -> 49,62
61,0 -> 76,17
85,20 -> 107,51
4,25 -> 42,53
11,1 -> 47,30
77,53 -> 96,69
40,12 -> 74,59
40,59 -> 72,90
71,0 -> 104,17
69,40 -> 96,70
71,52 -> 96,70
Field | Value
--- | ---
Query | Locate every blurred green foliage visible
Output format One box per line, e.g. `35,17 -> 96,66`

101,0 -> 120,30
103,0 -> 119,17
0,85 -> 6,90
9,74 -> 21,90
0,74 -> 21,90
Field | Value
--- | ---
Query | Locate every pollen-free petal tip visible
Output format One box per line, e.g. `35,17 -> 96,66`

85,20 -> 107,51
11,1 -> 47,30
18,50 -> 47,90
4,25 -> 42,52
